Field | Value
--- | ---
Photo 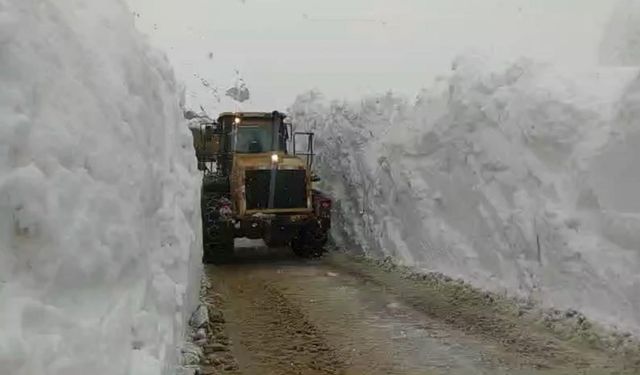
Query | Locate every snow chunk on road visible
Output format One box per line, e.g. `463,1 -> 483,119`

0,1 -> 201,374
291,56 -> 640,337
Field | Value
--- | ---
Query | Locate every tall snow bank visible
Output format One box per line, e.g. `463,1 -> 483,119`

0,1 -> 201,374
290,56 -> 640,336
600,0 -> 640,66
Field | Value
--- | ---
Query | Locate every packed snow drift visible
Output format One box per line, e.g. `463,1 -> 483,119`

291,57 -> 640,335
0,1 -> 201,374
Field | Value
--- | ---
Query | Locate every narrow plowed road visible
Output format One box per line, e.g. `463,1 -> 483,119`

200,242 -> 637,375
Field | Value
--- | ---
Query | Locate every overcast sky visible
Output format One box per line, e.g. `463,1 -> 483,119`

126,0 -> 616,112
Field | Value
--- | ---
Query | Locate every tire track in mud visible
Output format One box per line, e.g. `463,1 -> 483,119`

211,265 -> 345,375
331,261 -> 584,369
199,270 -> 240,375
200,247 -> 640,375
325,254 -> 640,374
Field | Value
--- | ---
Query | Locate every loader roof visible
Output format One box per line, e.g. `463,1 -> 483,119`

218,111 -> 287,119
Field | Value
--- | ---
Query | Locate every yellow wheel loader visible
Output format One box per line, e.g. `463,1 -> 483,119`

191,111 -> 332,264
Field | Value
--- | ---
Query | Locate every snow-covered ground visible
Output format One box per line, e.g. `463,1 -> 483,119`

0,1 -> 201,374
291,57 -> 640,336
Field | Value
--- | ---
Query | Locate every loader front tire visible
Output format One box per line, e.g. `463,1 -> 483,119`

202,192 -> 234,264
291,221 -> 328,258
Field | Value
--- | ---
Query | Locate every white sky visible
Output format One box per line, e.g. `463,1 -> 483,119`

126,0 -> 616,112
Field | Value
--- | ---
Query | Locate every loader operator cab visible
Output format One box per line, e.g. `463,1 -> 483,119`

236,125 -> 268,153
217,112 -> 290,157
233,118 -> 288,154
193,111 -> 314,175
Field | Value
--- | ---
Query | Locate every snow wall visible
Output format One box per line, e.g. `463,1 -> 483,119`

0,1 -> 202,374
600,0 -> 640,66
290,57 -> 640,335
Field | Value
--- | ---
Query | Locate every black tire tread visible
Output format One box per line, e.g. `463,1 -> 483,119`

291,221 -> 328,258
202,188 -> 234,264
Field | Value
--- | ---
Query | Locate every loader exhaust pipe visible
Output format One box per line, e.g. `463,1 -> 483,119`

267,111 -> 280,209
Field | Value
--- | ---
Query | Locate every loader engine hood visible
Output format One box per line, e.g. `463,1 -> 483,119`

232,153 -> 312,215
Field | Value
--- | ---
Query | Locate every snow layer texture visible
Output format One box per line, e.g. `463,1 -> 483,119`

291,56 -> 640,336
0,1 -> 201,374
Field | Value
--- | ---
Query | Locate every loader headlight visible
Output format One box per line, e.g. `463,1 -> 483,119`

234,117 -> 241,124
271,153 -> 279,163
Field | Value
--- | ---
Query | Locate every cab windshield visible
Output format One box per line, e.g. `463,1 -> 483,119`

235,125 -> 273,153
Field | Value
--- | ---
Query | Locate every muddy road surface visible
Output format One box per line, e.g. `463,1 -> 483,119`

200,242 -> 638,375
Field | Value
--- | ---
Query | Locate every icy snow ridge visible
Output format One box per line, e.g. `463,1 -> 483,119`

291,56 -> 640,336
0,1 -> 201,374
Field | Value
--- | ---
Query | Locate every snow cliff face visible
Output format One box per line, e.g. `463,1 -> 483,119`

0,1 -> 201,374
600,0 -> 640,66
290,56 -> 640,336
